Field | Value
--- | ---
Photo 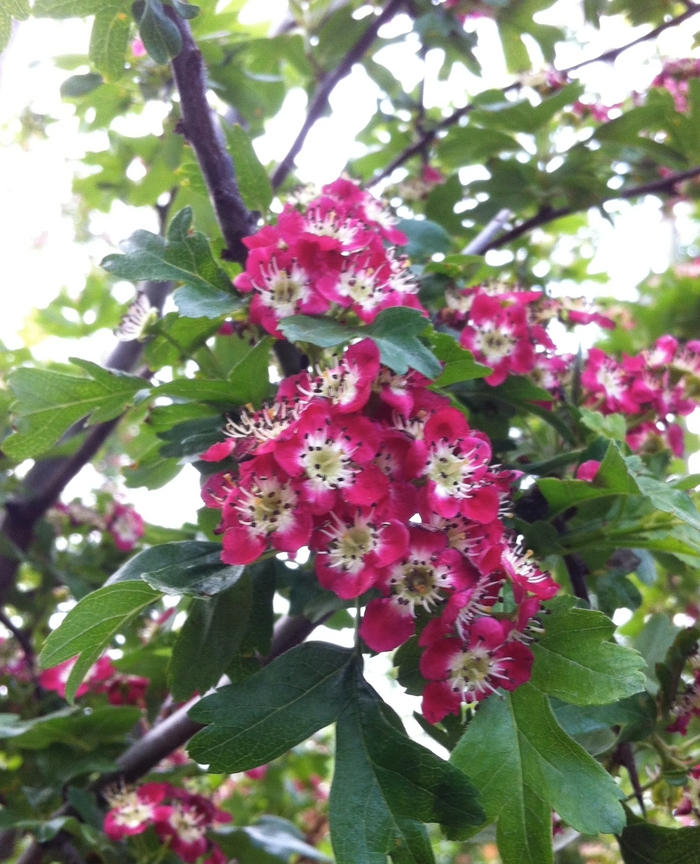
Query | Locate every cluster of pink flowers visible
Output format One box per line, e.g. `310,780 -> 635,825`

104,782 -> 230,863
440,283 -> 700,457
233,178 -> 423,336
50,499 -> 144,552
651,58 -> 700,113
39,655 -> 148,706
582,334 -> 700,457
439,282 -> 604,388
200,338 -> 559,723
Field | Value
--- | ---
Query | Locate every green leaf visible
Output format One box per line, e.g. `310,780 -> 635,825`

32,0 -> 99,18
428,331 -> 491,385
171,0 -> 198,18
225,124 -> 273,214
59,72 -> 103,98
216,818 -> 331,863
278,315 -> 351,348
39,582 -> 160,703
626,456 -> 700,533
0,0 -> 28,48
137,0 -> 182,64
187,642 -> 353,772
365,308 -> 442,379
330,671 -> 484,864
279,309 -> 442,379
551,693 -> 655,739
172,284 -> 240,318
89,0 -> 130,81
227,336 -> 273,406
0,706 -> 141,749
168,575 -> 253,701
634,613 -> 680,695
579,407 -> 627,442
618,820 -> 700,864
530,596 -> 646,705
5,360 -> 144,460
397,218 -> 452,260
101,208 -> 232,298
107,540 -> 244,597
451,684 -> 625,864
537,441 -> 640,516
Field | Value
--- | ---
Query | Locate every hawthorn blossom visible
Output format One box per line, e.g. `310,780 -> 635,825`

233,178 -> 424,336
420,616 -> 533,723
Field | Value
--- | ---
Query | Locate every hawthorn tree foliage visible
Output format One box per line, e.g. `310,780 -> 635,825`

5,0 -> 700,862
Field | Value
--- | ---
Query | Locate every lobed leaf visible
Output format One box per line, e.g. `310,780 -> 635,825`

187,642 -> 354,772
5,359 -> 144,460
530,597 -> 646,705
451,683 -> 626,864
330,670 -> 484,864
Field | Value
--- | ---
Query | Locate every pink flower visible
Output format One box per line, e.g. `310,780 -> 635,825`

108,503 -> 144,552
576,460 -> 601,482
104,783 -> 169,840
420,617 -> 533,723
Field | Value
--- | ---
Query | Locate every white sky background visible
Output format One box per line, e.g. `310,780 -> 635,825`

3,0 -> 700,748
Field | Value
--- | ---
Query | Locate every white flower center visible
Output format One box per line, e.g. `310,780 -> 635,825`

259,260 -> 309,317
236,477 -> 297,535
427,441 -> 482,498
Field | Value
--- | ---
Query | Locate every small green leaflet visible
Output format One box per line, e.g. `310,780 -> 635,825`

451,683 -> 626,864
188,642 -> 353,772
530,597 -> 646,705
225,125 -> 273,214
5,358 -> 144,460
136,0 -> 181,65
216,816 -> 330,863
279,308 -> 442,379
107,540 -> 244,597
330,672 -> 484,864
428,330 -> 491,385
101,207 -> 237,319
39,582 -> 160,703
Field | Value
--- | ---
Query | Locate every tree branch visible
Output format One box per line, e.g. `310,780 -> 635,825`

366,7 -> 700,187
167,12 -> 256,263
484,164 -> 700,251
270,0 -> 406,190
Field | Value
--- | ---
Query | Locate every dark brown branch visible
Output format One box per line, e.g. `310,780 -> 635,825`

270,0 -> 406,190
367,7 -> 700,188
484,164 -> 700,251
0,608 -> 34,666
563,553 -> 590,605
166,11 -> 256,263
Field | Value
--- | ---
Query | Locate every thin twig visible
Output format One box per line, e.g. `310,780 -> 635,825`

367,6 -> 700,187
0,608 -> 33,666
463,208 -> 512,255
270,0 -> 406,190
484,163 -> 700,251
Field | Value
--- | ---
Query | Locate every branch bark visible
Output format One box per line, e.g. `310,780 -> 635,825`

366,6 -> 700,188
484,163 -> 700,251
270,0 -> 406,190
166,11 -> 256,263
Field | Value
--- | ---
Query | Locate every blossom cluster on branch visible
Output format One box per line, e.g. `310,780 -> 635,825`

200,333 -> 558,723
233,178 -> 423,336
104,781 -> 231,864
